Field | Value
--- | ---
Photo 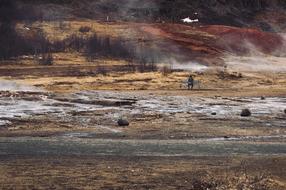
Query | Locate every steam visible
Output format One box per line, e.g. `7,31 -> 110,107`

223,32 -> 286,72
168,58 -> 208,72
123,0 -> 157,14
0,80 -> 42,92
276,33 -> 286,57
99,0 -> 158,21
223,55 -> 286,72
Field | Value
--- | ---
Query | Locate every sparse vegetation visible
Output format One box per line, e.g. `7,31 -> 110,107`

0,0 -> 51,60
96,65 -> 107,76
218,69 -> 243,80
39,51 -> 54,65
59,33 -> 161,72
0,23 -> 52,60
79,26 -> 91,33
160,64 -> 173,76
58,21 -> 71,30
85,34 -> 134,62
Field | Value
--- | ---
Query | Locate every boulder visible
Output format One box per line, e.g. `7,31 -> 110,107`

261,96 -> 265,100
117,119 -> 129,127
211,112 -> 217,115
284,109 -> 286,114
241,109 -> 251,117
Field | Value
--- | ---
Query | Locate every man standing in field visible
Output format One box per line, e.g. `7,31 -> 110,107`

188,75 -> 194,90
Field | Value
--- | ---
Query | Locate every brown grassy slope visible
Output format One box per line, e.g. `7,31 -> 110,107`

0,156 -> 285,190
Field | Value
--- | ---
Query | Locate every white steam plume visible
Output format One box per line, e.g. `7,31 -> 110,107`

168,58 -> 208,72
0,80 -> 42,92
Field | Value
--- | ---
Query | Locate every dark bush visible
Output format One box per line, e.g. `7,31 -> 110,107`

0,20 -> 160,72
39,52 -> 53,65
63,34 -> 86,52
85,34 -> 135,61
191,178 -> 220,190
79,26 -> 91,33
96,65 -> 107,76
0,0 -> 18,22
160,64 -> 173,76
0,23 -> 50,60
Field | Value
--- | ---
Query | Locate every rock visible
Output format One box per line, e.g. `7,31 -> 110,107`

284,109 -> 286,114
241,109 -> 251,117
261,96 -> 265,100
224,136 -> 230,139
211,112 -> 217,115
117,119 -> 129,127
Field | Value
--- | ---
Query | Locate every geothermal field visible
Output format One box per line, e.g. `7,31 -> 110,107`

0,0 -> 286,189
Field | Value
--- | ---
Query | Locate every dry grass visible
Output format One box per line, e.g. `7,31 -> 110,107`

22,20 -> 133,41
0,156 -> 285,190
7,69 -> 286,96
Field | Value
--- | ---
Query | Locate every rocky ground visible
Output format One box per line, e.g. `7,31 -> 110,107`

0,89 -> 286,140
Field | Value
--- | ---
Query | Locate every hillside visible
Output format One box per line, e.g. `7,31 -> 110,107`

9,0 -> 286,32
1,0 -> 285,65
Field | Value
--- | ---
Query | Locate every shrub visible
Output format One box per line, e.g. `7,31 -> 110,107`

58,21 -> 71,30
0,21 -> 53,60
160,64 -> 173,76
79,26 -> 91,33
63,34 -> 86,52
96,65 -> 108,76
39,52 -> 53,65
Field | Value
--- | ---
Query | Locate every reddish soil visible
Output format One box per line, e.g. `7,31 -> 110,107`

141,23 -> 284,64
199,25 -> 284,54
140,24 -> 223,65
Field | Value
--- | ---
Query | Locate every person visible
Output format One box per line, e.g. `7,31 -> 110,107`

187,75 -> 194,90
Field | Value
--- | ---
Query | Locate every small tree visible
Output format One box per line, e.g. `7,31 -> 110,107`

161,64 -> 173,76
79,26 -> 91,33
39,51 -> 53,65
